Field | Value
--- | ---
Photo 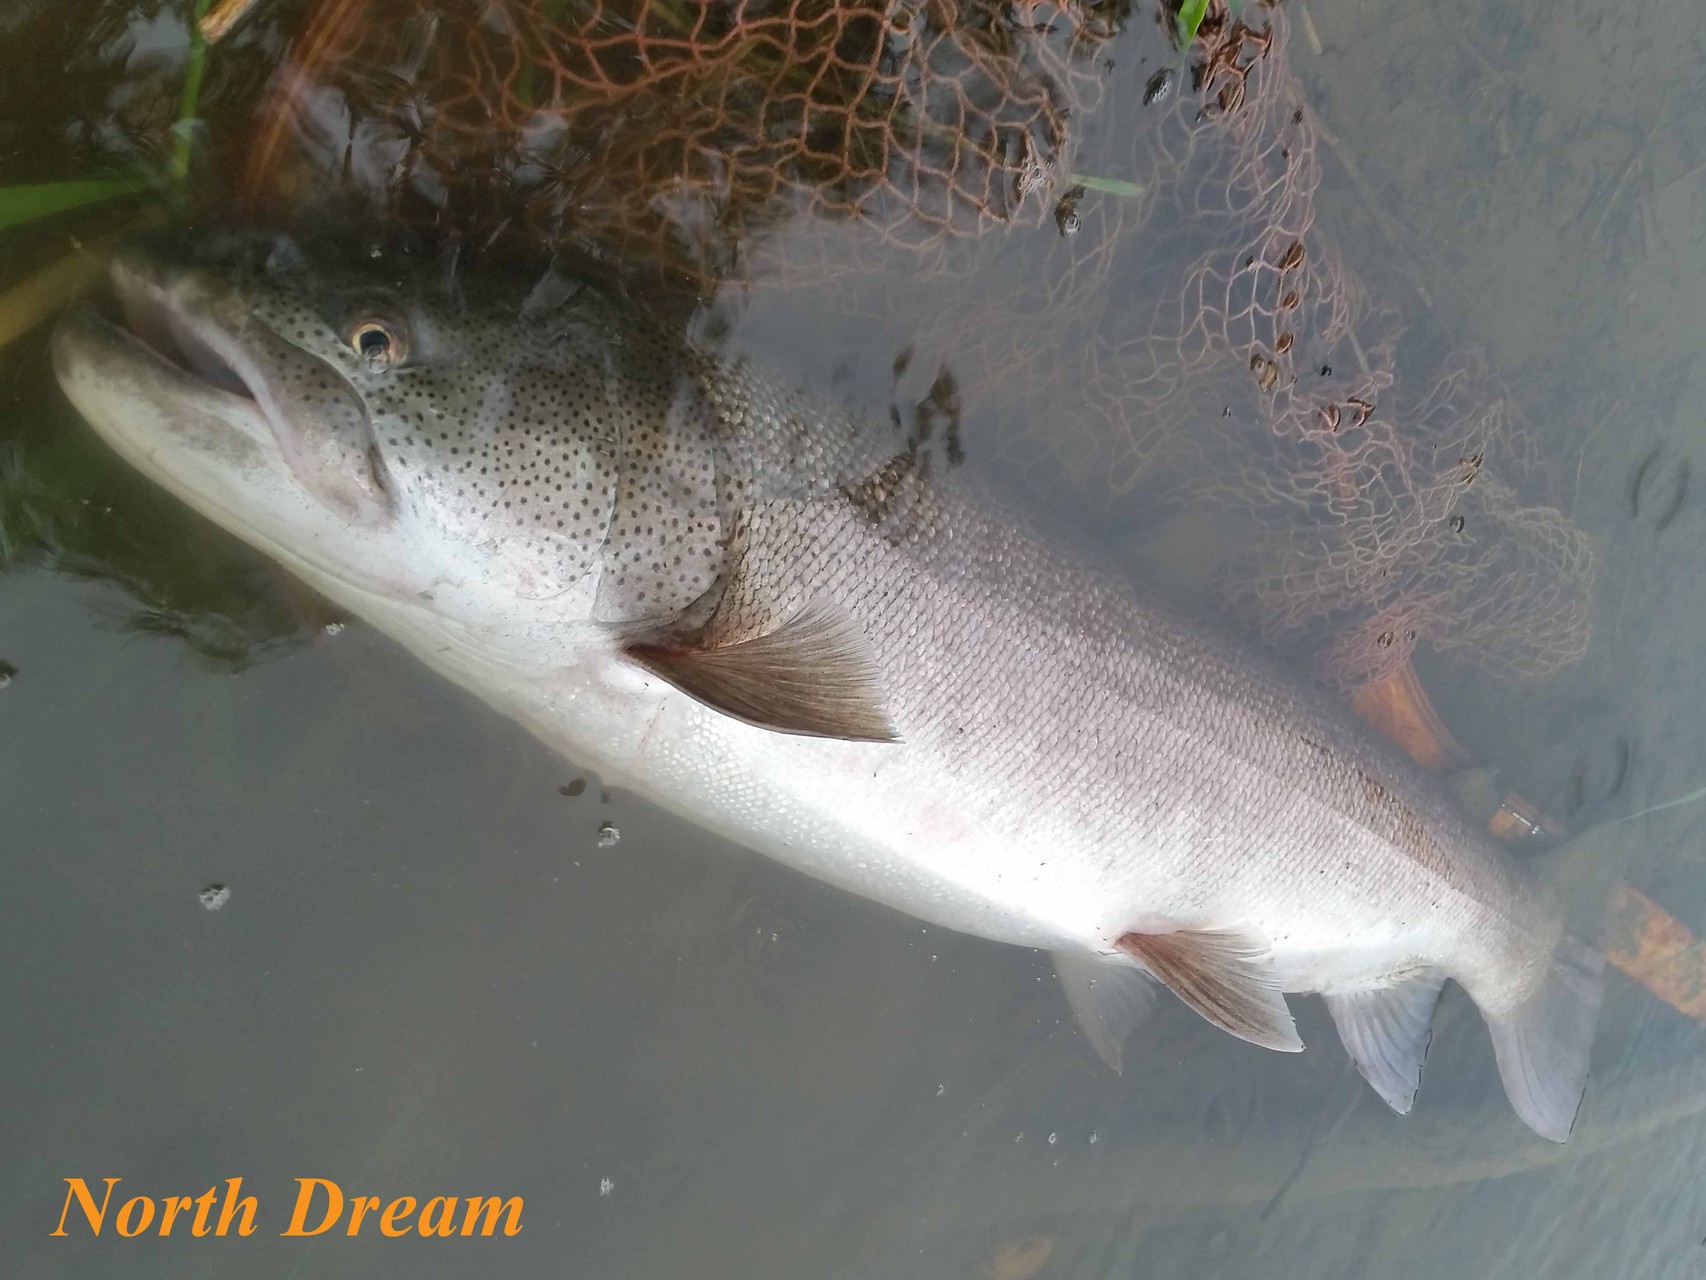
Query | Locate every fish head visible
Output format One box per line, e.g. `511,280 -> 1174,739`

52,236 -> 702,656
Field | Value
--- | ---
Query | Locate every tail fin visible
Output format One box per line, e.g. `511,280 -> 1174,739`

1482,936 -> 1605,1142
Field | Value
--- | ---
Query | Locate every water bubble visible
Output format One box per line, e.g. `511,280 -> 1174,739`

1047,1132 -> 1058,1145
1089,1131 -> 1099,1145
323,621 -> 346,636
596,822 -> 621,848
935,1083 -> 946,1097
199,884 -> 231,911
598,1177 -> 614,1196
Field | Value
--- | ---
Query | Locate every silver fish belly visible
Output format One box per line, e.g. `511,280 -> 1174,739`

50,239 -> 1605,1141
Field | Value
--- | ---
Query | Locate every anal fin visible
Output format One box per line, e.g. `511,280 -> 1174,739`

1116,928 -> 1302,1052
624,602 -> 897,742
1052,950 -> 1156,1073
1322,971 -> 1445,1115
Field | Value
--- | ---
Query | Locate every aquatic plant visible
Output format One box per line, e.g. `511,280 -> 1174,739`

0,179 -> 148,233
0,0 -> 238,349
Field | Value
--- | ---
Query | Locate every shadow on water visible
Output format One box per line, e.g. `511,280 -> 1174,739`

6,0 -> 1706,1276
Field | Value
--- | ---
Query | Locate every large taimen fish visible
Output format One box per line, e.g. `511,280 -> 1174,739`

53,237 -> 1605,1140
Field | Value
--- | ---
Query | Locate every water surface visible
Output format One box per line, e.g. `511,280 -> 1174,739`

5,0 -> 1706,1275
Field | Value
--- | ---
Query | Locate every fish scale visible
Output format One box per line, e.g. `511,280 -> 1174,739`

52,237 -> 1607,1142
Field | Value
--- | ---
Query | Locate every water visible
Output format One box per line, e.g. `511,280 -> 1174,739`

5,0 -> 1706,1275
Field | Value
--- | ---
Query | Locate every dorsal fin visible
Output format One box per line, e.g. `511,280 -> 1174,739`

1116,927 -> 1302,1052
624,603 -> 898,742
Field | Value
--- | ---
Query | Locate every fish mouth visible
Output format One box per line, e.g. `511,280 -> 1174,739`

53,247 -> 410,610
53,251 -> 280,459
56,245 -> 393,531
109,253 -> 263,407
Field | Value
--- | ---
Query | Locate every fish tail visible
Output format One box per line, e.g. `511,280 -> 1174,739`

1476,935 -> 1605,1142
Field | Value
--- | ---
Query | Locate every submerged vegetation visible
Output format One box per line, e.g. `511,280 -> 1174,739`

0,179 -> 148,234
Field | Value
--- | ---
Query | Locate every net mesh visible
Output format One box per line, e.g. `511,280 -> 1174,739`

244,0 -> 1594,687
244,0 -> 1124,280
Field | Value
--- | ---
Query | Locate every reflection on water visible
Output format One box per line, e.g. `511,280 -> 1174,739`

5,0 -> 1706,1275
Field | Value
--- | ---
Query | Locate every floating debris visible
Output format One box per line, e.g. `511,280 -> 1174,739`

199,884 -> 231,910
1053,184 -> 1086,238
596,822 -> 621,848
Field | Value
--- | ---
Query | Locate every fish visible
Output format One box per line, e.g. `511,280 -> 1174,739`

52,236 -> 1607,1141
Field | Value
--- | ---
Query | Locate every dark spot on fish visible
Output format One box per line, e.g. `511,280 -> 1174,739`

1297,735 -> 1333,764
559,778 -> 588,797
842,452 -> 938,543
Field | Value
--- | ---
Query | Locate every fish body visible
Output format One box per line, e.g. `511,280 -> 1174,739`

52,238 -> 1603,1140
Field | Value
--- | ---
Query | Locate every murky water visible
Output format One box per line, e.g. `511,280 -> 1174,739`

6,0 -> 1706,1276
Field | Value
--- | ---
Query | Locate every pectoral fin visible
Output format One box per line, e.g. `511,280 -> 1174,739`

1116,928 -> 1303,1052
1322,971 -> 1445,1114
624,603 -> 897,742
1052,949 -> 1157,1073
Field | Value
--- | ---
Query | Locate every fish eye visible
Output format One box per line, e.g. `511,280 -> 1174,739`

344,318 -> 408,368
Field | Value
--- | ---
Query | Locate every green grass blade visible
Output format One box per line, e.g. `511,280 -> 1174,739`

171,0 -> 215,192
0,180 -> 148,233
1068,173 -> 1148,198
1177,0 -> 1209,42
